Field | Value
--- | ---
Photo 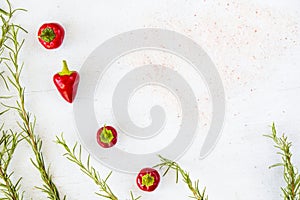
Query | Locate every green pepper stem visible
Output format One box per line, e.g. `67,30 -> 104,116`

58,60 -> 73,76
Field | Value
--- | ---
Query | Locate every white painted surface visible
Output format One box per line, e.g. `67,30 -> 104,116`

1,0 -> 300,199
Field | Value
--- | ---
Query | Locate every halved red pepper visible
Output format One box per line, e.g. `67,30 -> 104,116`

96,125 -> 118,148
53,60 -> 80,103
136,168 -> 160,192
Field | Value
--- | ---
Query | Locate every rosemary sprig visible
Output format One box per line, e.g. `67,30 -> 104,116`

56,134 -> 141,200
1,17 -> 65,200
1,0 -> 26,88
265,123 -> 300,200
0,1 -> 24,199
0,0 -> 26,49
0,126 -> 23,200
154,155 -> 208,200
55,134 -> 118,200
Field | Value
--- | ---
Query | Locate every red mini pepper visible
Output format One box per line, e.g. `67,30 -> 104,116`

53,60 -> 80,103
136,168 -> 160,192
96,125 -> 118,148
38,23 -> 65,49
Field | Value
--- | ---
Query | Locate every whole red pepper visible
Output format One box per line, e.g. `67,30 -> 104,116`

136,168 -> 160,192
53,60 -> 80,103
96,125 -> 118,148
38,23 -> 65,49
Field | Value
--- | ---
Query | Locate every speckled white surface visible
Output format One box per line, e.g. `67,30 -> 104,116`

1,0 -> 300,199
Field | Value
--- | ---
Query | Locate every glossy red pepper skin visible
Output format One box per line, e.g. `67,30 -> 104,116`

53,60 -> 80,103
96,125 -> 118,148
136,168 -> 160,192
38,23 -> 65,49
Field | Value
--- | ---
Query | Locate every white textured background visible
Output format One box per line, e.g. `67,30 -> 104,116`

1,0 -> 300,199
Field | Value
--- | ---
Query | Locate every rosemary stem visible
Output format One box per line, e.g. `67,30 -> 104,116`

13,39 -> 61,200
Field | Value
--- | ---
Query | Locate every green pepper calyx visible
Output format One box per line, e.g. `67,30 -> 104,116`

40,27 -> 56,43
141,173 -> 155,187
100,125 -> 114,144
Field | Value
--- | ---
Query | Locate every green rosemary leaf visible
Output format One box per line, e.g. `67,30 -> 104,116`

0,8 -> 9,16
269,163 -> 284,169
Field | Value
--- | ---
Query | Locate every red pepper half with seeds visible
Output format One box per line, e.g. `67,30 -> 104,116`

96,125 -> 118,148
53,60 -> 80,103
38,22 -> 65,49
136,168 -> 160,192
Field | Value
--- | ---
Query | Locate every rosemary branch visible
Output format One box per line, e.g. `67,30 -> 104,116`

0,0 -> 26,49
0,0 -> 26,89
56,134 -> 141,200
0,126 -> 23,200
0,8 -> 65,200
265,123 -> 300,200
154,155 -> 208,200
0,1 -> 24,199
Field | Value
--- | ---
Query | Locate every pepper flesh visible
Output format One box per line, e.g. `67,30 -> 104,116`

136,168 -> 160,192
38,23 -> 65,49
53,60 -> 80,103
